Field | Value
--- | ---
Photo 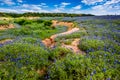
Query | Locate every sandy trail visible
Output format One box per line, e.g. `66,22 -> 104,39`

50,28 -> 80,39
62,38 -> 84,54
42,20 -> 85,54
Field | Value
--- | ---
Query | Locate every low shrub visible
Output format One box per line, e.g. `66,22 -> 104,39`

48,54 -> 119,80
0,43 -> 49,69
79,39 -> 105,52
49,47 -> 72,60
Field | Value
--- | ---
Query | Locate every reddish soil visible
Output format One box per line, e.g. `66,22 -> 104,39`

62,38 -> 85,54
0,24 -> 14,30
42,20 -> 85,54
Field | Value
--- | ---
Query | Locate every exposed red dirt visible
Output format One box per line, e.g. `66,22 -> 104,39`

42,20 -> 85,54
62,38 -> 85,54
0,24 -> 14,30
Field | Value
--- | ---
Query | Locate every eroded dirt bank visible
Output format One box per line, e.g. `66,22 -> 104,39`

42,20 -> 85,54
0,24 -> 14,30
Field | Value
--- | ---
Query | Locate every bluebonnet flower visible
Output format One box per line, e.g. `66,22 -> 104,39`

93,70 -> 96,74
107,78 -> 111,80
0,44 -> 3,47
90,78 -> 92,80
102,68 -> 106,72
104,54 -> 107,57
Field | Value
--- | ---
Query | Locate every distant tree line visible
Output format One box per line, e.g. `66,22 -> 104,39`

0,12 -> 94,17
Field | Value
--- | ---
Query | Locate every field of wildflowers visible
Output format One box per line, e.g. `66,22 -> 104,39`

0,16 -> 120,80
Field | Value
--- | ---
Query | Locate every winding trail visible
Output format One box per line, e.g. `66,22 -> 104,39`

42,20 -> 85,54
62,38 -> 84,54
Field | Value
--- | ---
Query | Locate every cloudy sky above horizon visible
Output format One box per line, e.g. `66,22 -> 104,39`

0,0 -> 120,15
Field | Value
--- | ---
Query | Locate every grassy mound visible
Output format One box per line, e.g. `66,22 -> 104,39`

79,39 -> 105,52
48,53 -> 119,80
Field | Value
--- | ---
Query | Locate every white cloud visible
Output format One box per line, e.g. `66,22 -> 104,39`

0,8 -> 18,13
92,0 -> 120,11
22,4 -> 29,8
0,0 -> 15,5
104,0 -> 120,5
90,1 -> 120,15
72,5 -> 81,9
82,0 -> 103,5
17,0 -> 22,3
0,0 -> 119,15
52,2 -> 71,13
81,0 -> 119,15
61,2 -> 71,6
22,4 -> 42,10
36,3 -> 48,8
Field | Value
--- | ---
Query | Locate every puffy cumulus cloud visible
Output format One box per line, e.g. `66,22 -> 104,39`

92,0 -> 120,11
68,0 -> 120,15
20,4 -> 49,12
52,2 -> 71,13
90,1 -> 120,15
104,0 -> 120,5
80,0 -> 120,15
21,3 -> 48,11
0,0 -> 119,15
0,0 -> 15,5
0,3 -> 49,13
82,0 -> 103,5
72,5 -> 81,9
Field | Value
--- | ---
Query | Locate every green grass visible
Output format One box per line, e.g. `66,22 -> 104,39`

48,53 -> 119,80
0,18 -> 120,80
0,42 -> 49,79
4,19 -> 67,39
78,39 -> 105,52
0,20 -> 9,25
61,39 -> 73,45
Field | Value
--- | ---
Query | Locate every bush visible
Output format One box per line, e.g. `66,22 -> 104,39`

79,39 -> 105,52
0,62 -> 39,80
48,54 -> 119,80
49,47 -> 72,60
0,43 -> 49,69
0,20 -> 9,25
14,19 -> 33,25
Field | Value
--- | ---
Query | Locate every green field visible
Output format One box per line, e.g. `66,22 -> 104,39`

0,16 -> 120,80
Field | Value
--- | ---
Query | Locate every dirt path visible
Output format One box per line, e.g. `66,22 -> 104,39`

42,20 -> 85,54
62,38 -> 84,54
51,27 -> 80,39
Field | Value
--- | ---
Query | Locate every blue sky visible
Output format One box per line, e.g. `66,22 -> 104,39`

0,0 -> 120,15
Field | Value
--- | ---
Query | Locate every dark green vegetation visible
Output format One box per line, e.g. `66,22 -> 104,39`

0,12 -> 94,17
1,19 -> 67,39
0,16 -> 120,80
0,20 -> 10,25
